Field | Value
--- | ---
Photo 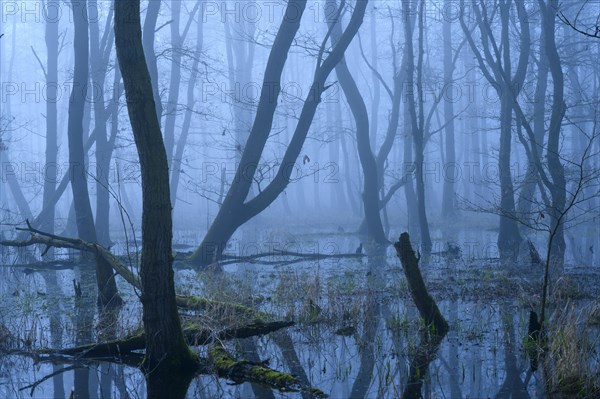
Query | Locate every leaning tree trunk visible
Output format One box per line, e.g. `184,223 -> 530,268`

114,2 -> 198,397
191,0 -> 369,266
327,0 -> 387,245
68,0 -> 120,306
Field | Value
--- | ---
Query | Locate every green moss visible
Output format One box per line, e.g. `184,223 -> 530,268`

177,295 -> 269,321
248,368 -> 299,386
209,345 -> 327,397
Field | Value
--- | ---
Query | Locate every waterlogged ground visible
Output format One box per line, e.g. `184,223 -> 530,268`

0,222 -> 599,398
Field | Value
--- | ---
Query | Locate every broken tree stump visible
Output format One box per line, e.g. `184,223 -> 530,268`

394,233 -> 448,335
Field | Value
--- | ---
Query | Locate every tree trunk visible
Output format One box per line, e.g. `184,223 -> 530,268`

142,0 -> 162,123
41,0 -> 59,248
441,0 -> 456,219
114,2 -> 197,397
192,0 -> 369,265
171,11 -> 203,207
89,0 -> 116,247
403,0 -> 431,252
163,0 -> 182,172
68,0 -> 120,307
327,0 -> 387,245
497,95 -> 522,259
541,0 -> 566,272
403,102 -> 419,235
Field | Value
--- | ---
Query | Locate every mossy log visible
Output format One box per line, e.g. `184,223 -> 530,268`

42,319 -> 294,358
394,233 -> 449,335
209,343 -> 327,398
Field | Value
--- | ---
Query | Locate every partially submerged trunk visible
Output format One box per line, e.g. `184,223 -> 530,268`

394,232 -> 448,398
114,1 -> 196,396
402,0 -> 432,253
394,233 -> 448,334
191,0 -> 369,266
41,0 -> 59,246
68,0 -> 120,307
327,0 -> 388,245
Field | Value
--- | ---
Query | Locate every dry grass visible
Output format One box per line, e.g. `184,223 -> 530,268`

546,302 -> 600,398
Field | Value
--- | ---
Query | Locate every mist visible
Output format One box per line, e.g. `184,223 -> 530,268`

0,1 -> 599,398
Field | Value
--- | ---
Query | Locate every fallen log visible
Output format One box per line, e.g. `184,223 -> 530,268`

41,319 -> 294,358
393,232 -> 448,335
209,343 -> 327,398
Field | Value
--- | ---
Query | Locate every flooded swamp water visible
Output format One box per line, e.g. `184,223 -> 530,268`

0,225 -> 599,398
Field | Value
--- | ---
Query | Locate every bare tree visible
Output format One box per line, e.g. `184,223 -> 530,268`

327,0 -> 388,245
114,0 -> 197,396
68,0 -> 120,306
191,0 -> 369,265
459,0 -> 531,259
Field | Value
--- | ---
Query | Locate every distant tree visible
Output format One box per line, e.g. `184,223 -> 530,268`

40,0 -> 59,245
459,0 -> 531,260
171,2 -> 204,208
68,0 -> 120,306
164,0 -> 201,206
441,0 -> 457,219
89,0 -> 119,247
559,3 -> 600,39
191,0 -> 369,265
327,0 -> 388,245
403,0 -> 432,252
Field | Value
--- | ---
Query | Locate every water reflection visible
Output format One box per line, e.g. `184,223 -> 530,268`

0,228 -> 596,398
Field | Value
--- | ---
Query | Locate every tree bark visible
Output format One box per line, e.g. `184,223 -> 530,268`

114,1 -> 197,396
394,232 -> 448,334
142,0 -> 162,122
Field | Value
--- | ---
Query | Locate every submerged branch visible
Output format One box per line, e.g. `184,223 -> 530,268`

40,319 -> 294,358
1,223 -> 277,321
